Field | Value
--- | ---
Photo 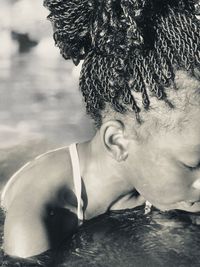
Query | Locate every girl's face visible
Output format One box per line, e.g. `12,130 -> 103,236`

128,71 -> 200,212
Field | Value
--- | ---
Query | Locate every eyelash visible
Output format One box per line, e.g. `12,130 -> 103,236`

183,162 -> 200,171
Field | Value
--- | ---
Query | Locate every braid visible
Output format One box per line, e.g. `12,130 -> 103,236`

44,0 -> 200,126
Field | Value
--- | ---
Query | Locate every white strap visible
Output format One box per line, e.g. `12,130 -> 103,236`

69,143 -> 83,223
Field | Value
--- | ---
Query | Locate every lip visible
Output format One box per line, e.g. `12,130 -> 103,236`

190,201 -> 200,207
177,201 -> 200,212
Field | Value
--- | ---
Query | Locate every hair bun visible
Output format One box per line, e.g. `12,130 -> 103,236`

44,0 -> 199,65
44,0 -> 150,64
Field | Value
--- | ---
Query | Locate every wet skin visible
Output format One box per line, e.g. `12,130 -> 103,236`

123,70 -> 200,212
128,116 -> 200,213
2,70 -> 200,258
78,70 -> 200,215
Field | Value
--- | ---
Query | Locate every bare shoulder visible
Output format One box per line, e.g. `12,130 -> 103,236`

1,146 -> 74,211
2,146 -> 80,258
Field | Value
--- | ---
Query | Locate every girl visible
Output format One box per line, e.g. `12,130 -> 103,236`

2,0 -> 200,258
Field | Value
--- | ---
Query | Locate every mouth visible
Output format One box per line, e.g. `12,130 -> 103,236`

177,200 -> 200,212
147,199 -> 200,213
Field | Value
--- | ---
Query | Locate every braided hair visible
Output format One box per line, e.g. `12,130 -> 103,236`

44,0 -> 200,126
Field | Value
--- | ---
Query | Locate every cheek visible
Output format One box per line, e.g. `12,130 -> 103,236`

136,161 -> 192,205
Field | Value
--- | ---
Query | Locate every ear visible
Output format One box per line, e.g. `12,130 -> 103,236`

100,120 -> 129,162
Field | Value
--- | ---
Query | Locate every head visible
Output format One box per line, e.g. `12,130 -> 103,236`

44,0 -> 200,212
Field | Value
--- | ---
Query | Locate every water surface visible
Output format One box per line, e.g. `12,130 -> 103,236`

1,207 -> 200,267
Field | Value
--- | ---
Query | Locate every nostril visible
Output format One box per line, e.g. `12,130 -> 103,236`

192,179 -> 200,189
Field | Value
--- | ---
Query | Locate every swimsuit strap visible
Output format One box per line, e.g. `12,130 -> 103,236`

69,143 -> 83,224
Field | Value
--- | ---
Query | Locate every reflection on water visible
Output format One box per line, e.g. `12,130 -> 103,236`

0,51 -> 94,145
0,0 -> 93,188
0,49 -> 94,189
1,207 -> 200,267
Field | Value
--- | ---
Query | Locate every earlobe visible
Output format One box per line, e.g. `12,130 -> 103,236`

100,120 -> 129,162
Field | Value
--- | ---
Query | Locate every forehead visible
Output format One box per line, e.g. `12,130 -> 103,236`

169,70 -> 200,145
138,70 -> 200,146
158,70 -> 200,113
174,70 -> 200,104
132,70 -> 200,112
152,102 -> 200,159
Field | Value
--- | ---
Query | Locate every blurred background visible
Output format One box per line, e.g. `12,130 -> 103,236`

0,0 -> 94,189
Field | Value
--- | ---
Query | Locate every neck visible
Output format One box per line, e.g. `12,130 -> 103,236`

77,132 -> 138,218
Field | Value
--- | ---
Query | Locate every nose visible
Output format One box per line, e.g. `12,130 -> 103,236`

192,178 -> 200,190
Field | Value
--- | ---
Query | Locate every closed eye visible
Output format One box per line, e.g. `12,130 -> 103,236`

183,161 -> 200,171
